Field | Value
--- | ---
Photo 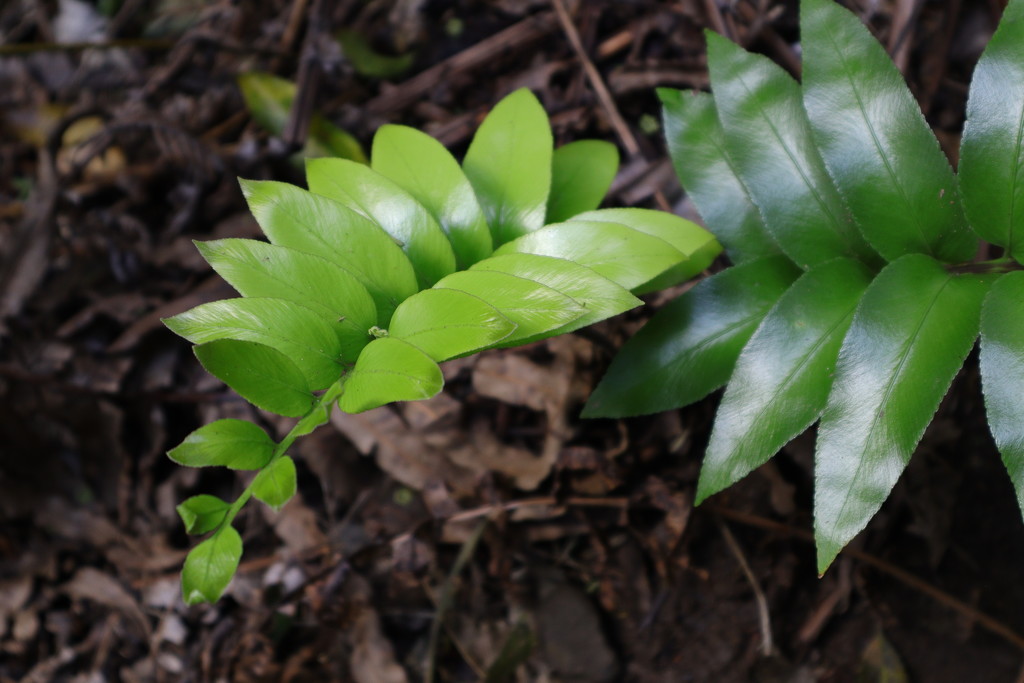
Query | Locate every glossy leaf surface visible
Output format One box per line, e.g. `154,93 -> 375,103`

241,179 -> 417,324
801,0 -> 973,263
584,256 -> 802,417
252,456 -> 297,511
659,88 -> 781,264
463,88 -> 553,244
389,288 -> 515,361
546,140 -> 619,223
194,339 -> 314,417
958,0 -> 1024,257
306,158 -> 457,287
706,31 -> 876,269
815,254 -> 990,572
980,271 -> 1024,516
164,298 -> 343,389
698,259 -> 872,503
371,124 -> 492,267
177,495 -> 231,535
168,418 -> 275,470
182,526 -> 242,605
339,337 -> 444,413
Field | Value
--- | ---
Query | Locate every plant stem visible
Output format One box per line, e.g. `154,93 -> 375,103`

947,256 -> 1022,275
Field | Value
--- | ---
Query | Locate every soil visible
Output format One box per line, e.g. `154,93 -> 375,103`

2,1 -> 1024,681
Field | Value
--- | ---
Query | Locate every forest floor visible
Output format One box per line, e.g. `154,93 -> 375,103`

2,1 -> 1024,681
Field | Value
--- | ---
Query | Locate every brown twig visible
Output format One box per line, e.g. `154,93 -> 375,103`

716,515 -> 775,656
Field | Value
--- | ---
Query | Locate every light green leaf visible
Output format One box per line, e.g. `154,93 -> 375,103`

240,179 -> 418,325
336,29 -> 414,80
493,219 -> 686,292
698,259 -> 873,503
979,271 -> 1024,517
433,270 -> 584,344
339,337 -> 444,413
658,88 -> 781,264
182,525 -> 242,605
958,0 -> 1024,257
801,0 -> 974,263
176,494 -> 231,535
814,254 -> 992,572
546,140 -> 619,223
583,256 -> 801,418
389,288 -> 515,361
194,339 -> 314,417
251,456 -> 297,511
168,418 -> 275,470
705,31 -> 878,269
164,297 -> 344,390
371,124 -> 492,268
463,88 -> 553,245
306,158 -> 457,288
573,208 -> 722,291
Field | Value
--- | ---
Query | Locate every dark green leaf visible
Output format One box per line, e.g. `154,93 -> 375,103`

176,494 -> 231,535
815,254 -> 991,572
698,259 -> 873,503
463,88 -> 553,245
336,29 -> 414,79
182,526 -> 242,605
306,158 -> 457,288
801,0 -> 974,263
546,140 -> 618,223
252,456 -> 297,511
659,88 -> 781,264
240,179 -> 418,325
194,339 -> 315,417
339,337 -> 444,413
958,0 -> 1024,257
705,31 -> 878,269
371,124 -> 492,268
389,288 -> 515,361
584,255 -> 801,417
168,418 -> 275,470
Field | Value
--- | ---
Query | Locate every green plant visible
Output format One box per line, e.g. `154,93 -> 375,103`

164,88 -> 720,604
585,0 -> 1024,572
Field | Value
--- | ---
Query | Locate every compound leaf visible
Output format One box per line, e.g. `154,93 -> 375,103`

583,255 -> 801,418
698,258 -> 872,503
194,339 -> 314,417
182,526 -> 242,605
659,88 -> 781,264
168,418 -> 275,470
252,456 -> 297,511
546,140 -> 619,223
815,254 -> 991,572
801,0 -> 974,263
306,158 -> 457,288
177,495 -> 231,535
371,124 -> 492,268
339,337 -> 444,413
463,88 -> 553,245
389,288 -> 515,361
958,0 -> 1024,257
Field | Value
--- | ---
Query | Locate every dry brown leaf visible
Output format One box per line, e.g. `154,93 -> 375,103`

63,567 -> 151,638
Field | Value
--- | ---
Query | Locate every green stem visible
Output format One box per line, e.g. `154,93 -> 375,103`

946,256 -> 1022,275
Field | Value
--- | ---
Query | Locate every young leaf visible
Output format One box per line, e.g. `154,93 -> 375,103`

583,256 -> 802,418
815,254 -> 992,572
463,88 -> 553,245
371,124 -> 492,268
388,288 -> 515,361
306,158 -> 458,288
546,140 -> 619,223
240,180 -> 418,325
801,0 -> 974,263
433,270 -> 584,344
705,31 -> 878,269
164,298 -> 344,390
168,418 -> 275,470
251,456 -> 297,511
194,339 -> 315,418
979,271 -> 1024,517
698,258 -> 873,503
339,337 -> 444,413
958,0 -> 1024,258
177,494 -> 231,535
336,29 -> 414,80
658,88 -> 781,264
182,525 -> 242,605
493,219 -> 686,292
